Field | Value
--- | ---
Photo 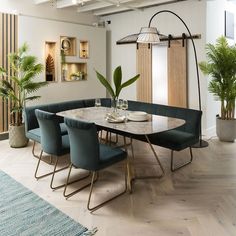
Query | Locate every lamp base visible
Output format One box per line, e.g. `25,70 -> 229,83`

192,139 -> 209,148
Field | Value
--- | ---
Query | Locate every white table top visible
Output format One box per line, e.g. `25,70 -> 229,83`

57,107 -> 185,135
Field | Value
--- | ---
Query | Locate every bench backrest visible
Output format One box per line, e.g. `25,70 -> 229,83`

128,100 -> 202,138
24,98 -> 111,132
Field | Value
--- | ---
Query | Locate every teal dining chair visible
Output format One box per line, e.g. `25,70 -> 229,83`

34,109 -> 89,190
64,117 -> 129,212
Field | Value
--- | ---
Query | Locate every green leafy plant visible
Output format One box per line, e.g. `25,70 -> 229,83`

95,66 -> 140,100
0,43 -> 47,126
199,36 -> 236,120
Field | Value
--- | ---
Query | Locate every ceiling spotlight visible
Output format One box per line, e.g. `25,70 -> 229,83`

72,0 -> 77,4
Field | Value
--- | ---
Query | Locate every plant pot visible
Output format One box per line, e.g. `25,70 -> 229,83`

9,124 -> 28,148
46,74 -> 53,81
216,117 -> 236,142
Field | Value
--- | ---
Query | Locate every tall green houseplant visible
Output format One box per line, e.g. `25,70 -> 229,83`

95,66 -> 140,104
199,36 -> 236,120
199,36 -> 236,141
0,43 -> 47,147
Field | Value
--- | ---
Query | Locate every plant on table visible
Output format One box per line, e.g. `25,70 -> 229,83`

95,66 -> 140,111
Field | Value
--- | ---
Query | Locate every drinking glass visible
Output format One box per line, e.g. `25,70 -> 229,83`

95,98 -> 101,107
117,99 -> 123,109
121,99 -> 128,121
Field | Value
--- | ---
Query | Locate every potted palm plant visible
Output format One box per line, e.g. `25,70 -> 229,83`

0,43 -> 47,147
95,66 -> 140,112
199,36 -> 236,142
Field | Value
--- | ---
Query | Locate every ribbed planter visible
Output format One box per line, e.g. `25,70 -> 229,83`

9,124 -> 28,148
216,117 -> 236,142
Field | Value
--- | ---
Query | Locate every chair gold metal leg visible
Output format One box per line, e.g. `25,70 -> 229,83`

87,169 -> 127,213
35,152 -> 68,180
50,160 -> 89,190
34,150 -> 44,179
32,141 -> 53,165
171,147 -> 193,172
32,141 -> 38,158
63,164 -> 92,198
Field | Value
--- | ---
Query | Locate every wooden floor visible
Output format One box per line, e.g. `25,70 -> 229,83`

0,137 -> 236,236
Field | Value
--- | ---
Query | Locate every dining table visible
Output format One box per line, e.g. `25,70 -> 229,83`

57,106 -> 185,191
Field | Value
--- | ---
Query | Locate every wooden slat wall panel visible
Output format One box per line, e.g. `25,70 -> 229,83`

136,44 -> 152,103
0,12 -> 18,133
167,40 -> 187,108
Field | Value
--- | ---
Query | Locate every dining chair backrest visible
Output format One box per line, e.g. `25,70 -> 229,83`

35,109 -> 63,155
64,118 -> 100,170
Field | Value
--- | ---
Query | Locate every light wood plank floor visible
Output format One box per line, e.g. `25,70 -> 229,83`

0,137 -> 236,236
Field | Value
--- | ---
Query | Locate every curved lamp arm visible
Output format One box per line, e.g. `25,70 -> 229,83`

148,10 -> 201,111
138,10 -> 208,148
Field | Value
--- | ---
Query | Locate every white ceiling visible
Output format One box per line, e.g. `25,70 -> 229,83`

34,0 -> 189,16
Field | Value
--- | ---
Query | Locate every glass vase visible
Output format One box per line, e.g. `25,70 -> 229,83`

111,97 -> 118,115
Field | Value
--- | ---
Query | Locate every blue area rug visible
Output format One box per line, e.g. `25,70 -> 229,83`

0,170 -> 96,236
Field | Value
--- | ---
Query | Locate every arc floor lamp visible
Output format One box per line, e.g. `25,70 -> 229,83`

137,10 -> 208,148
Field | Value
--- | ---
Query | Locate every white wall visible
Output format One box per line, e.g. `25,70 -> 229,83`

206,0 -> 236,136
102,1 -> 208,132
18,15 -> 106,105
0,0 -> 99,25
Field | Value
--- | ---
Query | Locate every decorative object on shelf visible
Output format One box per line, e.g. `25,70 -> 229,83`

70,71 -> 86,81
61,38 -> 71,51
199,36 -> 236,142
60,36 -> 76,56
45,42 -> 56,82
95,66 -> 140,113
0,43 -> 48,147
45,54 -> 55,81
136,9 -> 208,148
79,40 -> 89,58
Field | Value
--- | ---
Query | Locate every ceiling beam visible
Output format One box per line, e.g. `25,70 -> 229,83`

34,0 -> 50,4
77,2 -> 111,12
131,0 -> 181,8
100,0 -> 140,11
77,0 -> 137,12
93,0 -> 182,16
94,6 -> 131,16
56,0 -> 76,8
57,0 -> 93,9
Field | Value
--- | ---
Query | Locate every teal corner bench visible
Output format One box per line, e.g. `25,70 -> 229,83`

24,98 -> 201,171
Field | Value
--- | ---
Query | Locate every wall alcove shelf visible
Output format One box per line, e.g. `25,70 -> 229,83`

61,62 -> 87,82
79,40 -> 89,58
45,42 -> 56,82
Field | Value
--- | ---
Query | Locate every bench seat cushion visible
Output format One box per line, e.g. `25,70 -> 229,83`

148,130 -> 199,151
26,123 -> 68,143
26,128 -> 41,143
